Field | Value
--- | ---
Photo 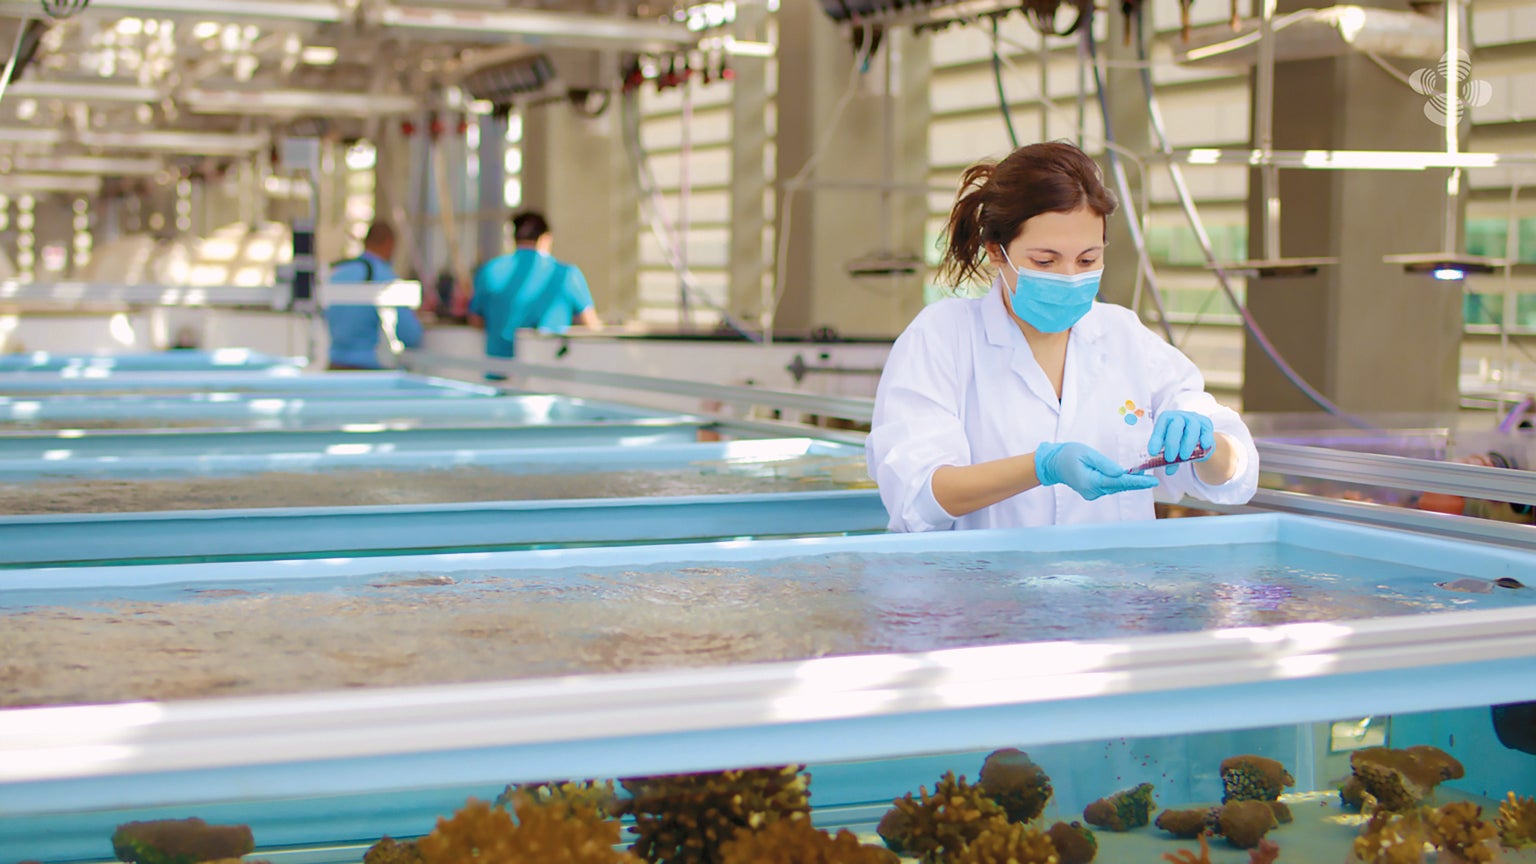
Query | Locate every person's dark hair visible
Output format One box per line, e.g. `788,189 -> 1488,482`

938,140 -> 1117,286
363,221 -> 395,251
511,211 -> 550,244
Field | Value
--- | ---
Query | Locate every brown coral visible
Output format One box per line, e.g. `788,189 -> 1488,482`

877,771 -> 1008,863
1161,832 -> 1213,864
619,765 -> 810,864
364,837 -> 424,864
417,795 -> 639,864
1352,810 -> 1431,864
1156,808 -> 1218,839
111,818 -> 255,864
1267,800 -> 1292,825
1499,791 -> 1536,848
1424,801 -> 1498,863
498,780 -> 619,818
1045,821 -> 1097,864
1220,756 -> 1295,803
1349,747 -> 1465,812
718,817 -> 897,863
1217,800 -> 1278,850
1082,783 -> 1155,832
949,820 -> 1060,864
1341,776 -> 1370,812
978,749 -> 1054,823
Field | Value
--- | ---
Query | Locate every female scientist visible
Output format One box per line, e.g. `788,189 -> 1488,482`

867,141 -> 1259,532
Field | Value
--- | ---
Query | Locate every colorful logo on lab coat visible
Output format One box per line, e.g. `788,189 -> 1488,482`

1118,400 -> 1146,426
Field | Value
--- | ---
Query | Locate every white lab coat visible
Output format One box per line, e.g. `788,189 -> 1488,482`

867,281 -> 1259,532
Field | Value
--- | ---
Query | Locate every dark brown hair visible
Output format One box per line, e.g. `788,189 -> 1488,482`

938,140 -> 1117,286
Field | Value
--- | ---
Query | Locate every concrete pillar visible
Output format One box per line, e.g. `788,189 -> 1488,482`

1242,0 -> 1460,413
374,121 -> 416,276
728,2 -> 770,324
522,98 -> 640,323
1099,10 -> 1152,311
773,1 -> 929,338
477,112 -> 508,269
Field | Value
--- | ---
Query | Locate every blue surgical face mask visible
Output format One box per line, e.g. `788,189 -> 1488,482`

1000,248 -> 1102,333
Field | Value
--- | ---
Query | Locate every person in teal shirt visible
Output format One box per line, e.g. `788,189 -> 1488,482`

324,221 -> 423,370
470,211 -> 600,370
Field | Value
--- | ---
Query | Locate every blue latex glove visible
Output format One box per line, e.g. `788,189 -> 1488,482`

1146,410 -> 1216,476
1035,442 -> 1161,501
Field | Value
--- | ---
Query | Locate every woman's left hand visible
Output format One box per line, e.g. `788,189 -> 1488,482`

1146,411 -> 1215,475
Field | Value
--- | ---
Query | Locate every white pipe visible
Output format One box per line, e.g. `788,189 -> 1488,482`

183,89 -> 418,117
381,4 -> 694,51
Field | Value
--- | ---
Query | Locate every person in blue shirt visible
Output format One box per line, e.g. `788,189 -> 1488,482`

324,221 -> 424,370
470,211 -> 600,372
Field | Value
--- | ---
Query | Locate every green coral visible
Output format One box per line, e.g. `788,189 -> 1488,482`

1082,783 -> 1155,832
111,818 -> 254,864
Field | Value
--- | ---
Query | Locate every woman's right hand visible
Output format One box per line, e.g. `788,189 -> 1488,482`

1035,442 -> 1160,501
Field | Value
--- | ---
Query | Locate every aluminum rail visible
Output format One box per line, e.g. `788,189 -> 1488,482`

1257,440 -> 1536,507
0,0 -> 344,22
1237,488 -> 1536,551
0,280 -> 421,309
380,4 -> 695,52
1164,148 -> 1536,170
404,351 -> 878,424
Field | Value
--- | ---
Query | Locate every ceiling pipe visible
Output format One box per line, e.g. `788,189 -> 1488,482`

13,154 -> 162,175
182,88 -> 419,117
0,127 -> 65,145
0,174 -> 102,194
6,80 -> 162,103
76,129 -> 269,154
380,4 -> 695,53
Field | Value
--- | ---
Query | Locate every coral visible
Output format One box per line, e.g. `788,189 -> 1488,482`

949,820 -> 1060,864
1220,756 -> 1295,803
877,771 -> 1008,863
1248,838 -> 1280,864
1267,800 -> 1292,825
717,817 -> 897,864
1082,783 -> 1156,832
1352,810 -> 1431,864
1349,747 -> 1465,812
111,818 -> 255,864
1341,776 -> 1370,812
364,837 -> 424,864
619,765 -> 810,864
1217,800 -> 1278,850
978,749 -> 1054,824
1045,821 -> 1097,864
417,795 -> 639,864
1499,791 -> 1536,848
498,780 -> 619,819
1424,801 -> 1498,863
1161,832 -> 1213,864
1156,808 -> 1219,840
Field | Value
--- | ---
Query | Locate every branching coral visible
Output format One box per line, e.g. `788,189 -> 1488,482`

717,816 -> 897,864
417,795 -> 639,864
1499,791 -> 1536,848
1352,810 -> 1431,864
949,820 -> 1060,864
1247,839 -> 1280,864
498,780 -> 620,819
364,837 -> 424,864
1045,821 -> 1097,864
111,818 -> 255,864
619,765 -> 810,864
1423,801 -> 1497,863
1220,756 -> 1294,803
978,749 -> 1054,823
1160,832 -> 1212,864
1082,783 -> 1156,832
877,771 -> 1008,863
